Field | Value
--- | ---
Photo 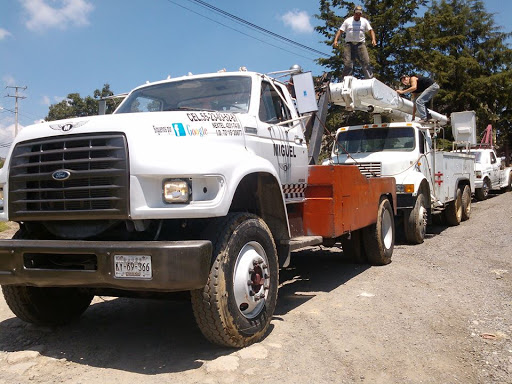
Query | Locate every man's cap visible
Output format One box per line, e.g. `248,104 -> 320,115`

400,74 -> 409,80
354,6 -> 363,14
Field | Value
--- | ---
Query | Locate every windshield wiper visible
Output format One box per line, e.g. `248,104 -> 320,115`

165,106 -> 219,113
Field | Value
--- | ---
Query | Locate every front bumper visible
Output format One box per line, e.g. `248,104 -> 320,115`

396,192 -> 416,209
0,239 -> 212,292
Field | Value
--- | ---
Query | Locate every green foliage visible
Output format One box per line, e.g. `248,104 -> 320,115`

408,0 -> 512,151
46,84 -> 119,122
0,222 -> 9,232
435,138 -> 454,151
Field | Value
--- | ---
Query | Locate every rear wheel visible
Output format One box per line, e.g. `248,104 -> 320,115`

340,229 -> 367,264
191,213 -> 278,347
506,172 -> 512,192
461,185 -> 471,221
404,192 -> 427,244
445,187 -> 462,226
362,198 -> 394,266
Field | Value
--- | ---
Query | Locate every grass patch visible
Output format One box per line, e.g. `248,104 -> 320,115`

0,222 -> 11,232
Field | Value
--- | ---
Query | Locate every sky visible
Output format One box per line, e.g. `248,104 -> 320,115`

0,0 -> 511,157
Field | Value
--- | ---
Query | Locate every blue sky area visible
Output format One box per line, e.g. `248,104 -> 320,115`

0,0 -> 510,156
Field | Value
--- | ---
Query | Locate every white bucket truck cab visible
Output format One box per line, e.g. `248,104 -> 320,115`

327,76 -> 475,244
0,67 -> 397,347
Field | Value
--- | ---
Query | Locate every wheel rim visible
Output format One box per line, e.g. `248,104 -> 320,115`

483,181 -> 489,197
419,203 -> 427,239
382,207 -> 393,250
464,189 -> 471,217
233,241 -> 270,319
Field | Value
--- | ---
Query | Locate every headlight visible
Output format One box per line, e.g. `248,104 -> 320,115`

396,184 -> 415,193
163,179 -> 191,203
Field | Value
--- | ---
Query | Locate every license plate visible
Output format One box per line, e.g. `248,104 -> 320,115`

114,255 -> 152,279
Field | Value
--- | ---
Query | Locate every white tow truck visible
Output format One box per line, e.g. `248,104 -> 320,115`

0,68 -> 397,347
326,76 -> 475,244
466,123 -> 512,200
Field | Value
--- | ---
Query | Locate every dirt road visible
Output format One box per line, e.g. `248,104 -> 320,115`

0,192 -> 510,384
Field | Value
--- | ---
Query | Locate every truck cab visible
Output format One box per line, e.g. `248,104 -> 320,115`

327,79 -> 475,244
469,147 -> 512,200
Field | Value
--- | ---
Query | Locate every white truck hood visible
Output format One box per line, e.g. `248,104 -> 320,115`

332,151 -> 421,185
7,111 -> 250,175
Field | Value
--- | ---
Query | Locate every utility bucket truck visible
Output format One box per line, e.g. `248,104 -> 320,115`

460,119 -> 512,200
0,68 -> 396,347
328,76 -> 475,244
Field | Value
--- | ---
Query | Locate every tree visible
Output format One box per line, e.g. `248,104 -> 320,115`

315,0 -> 512,156
316,0 -> 427,85
407,0 -> 512,148
46,84 -> 118,121
315,0 -> 427,151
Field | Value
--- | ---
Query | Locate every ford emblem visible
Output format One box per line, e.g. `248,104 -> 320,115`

52,170 -> 71,181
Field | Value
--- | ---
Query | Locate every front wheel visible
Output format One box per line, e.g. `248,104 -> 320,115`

404,192 -> 428,244
475,178 -> 490,200
2,285 -> 93,325
191,213 -> 278,347
362,198 -> 394,266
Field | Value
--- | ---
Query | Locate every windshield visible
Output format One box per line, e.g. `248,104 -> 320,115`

115,76 -> 252,114
335,127 -> 416,154
469,152 -> 482,162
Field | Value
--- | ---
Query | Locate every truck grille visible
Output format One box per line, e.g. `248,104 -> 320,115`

354,162 -> 381,178
8,133 -> 129,220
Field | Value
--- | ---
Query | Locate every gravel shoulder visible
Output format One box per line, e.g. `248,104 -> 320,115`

0,192 -> 510,384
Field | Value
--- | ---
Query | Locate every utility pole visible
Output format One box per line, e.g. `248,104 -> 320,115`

5,86 -> 27,136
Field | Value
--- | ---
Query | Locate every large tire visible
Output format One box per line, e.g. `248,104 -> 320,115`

2,286 -> 93,325
445,187 -> 462,226
1,227 -> 93,325
340,229 -> 367,264
362,198 -> 394,266
506,172 -> 512,192
475,178 -> 490,200
191,213 -> 278,347
404,192 -> 428,244
461,185 -> 471,221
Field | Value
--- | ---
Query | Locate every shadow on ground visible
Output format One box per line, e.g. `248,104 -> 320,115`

0,246 -> 367,374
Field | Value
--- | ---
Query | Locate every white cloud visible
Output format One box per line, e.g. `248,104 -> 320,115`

0,28 -> 12,40
2,75 -> 16,87
20,0 -> 94,32
41,96 -> 51,106
281,10 -> 314,34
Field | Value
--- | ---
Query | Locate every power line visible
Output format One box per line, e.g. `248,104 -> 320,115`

165,0 -> 329,59
186,0 -> 329,57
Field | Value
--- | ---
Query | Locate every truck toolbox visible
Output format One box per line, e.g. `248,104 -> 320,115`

0,239 -> 212,292
303,165 -> 396,237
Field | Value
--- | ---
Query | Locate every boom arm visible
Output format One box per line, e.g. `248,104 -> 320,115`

329,76 -> 448,125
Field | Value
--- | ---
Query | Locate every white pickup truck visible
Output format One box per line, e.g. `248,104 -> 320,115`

326,77 -> 475,244
0,68 -> 397,347
469,147 -> 512,200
